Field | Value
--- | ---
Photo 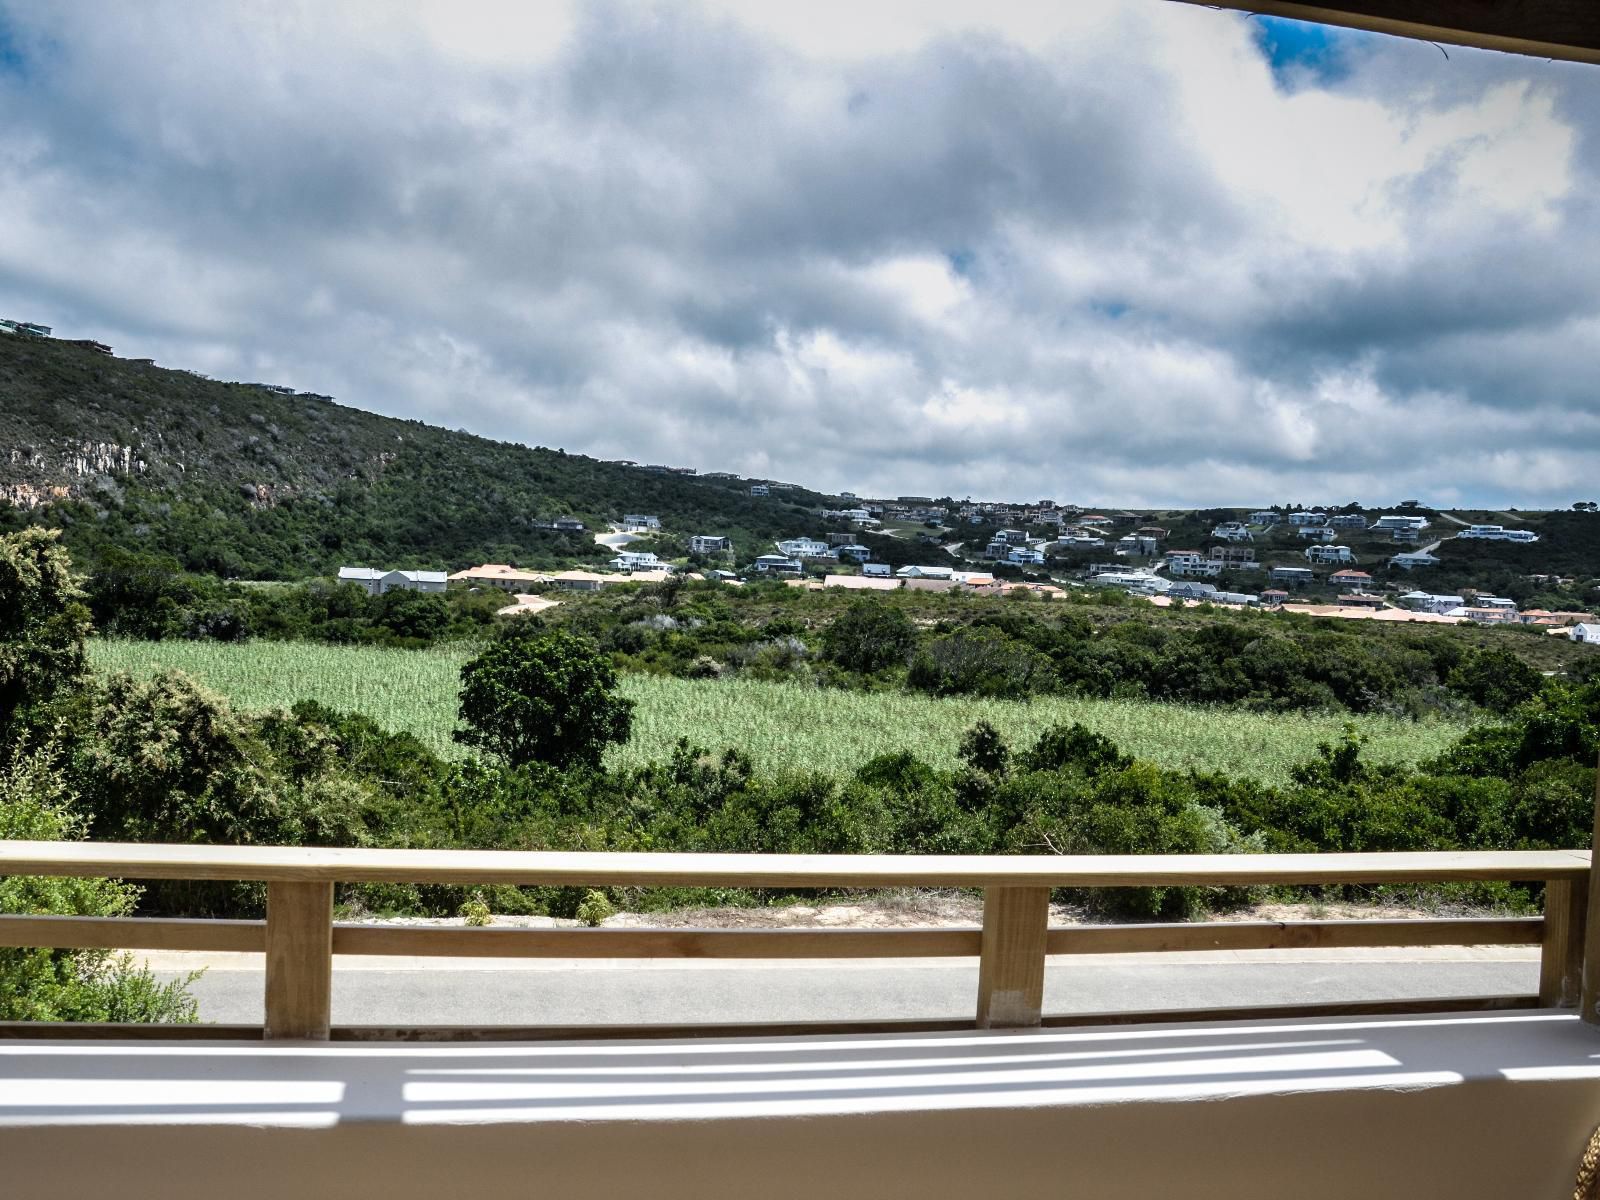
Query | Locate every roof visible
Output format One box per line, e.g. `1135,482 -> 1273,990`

337,567 -> 383,582
823,575 -> 901,591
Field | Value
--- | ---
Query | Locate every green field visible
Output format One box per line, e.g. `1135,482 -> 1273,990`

87,639 -> 1480,787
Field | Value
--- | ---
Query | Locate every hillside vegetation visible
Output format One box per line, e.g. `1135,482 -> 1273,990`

0,336 -> 824,576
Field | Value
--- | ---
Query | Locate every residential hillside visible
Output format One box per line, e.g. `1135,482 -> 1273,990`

0,336 -> 825,578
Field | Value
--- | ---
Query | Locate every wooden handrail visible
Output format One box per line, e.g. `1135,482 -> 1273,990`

0,839 -> 1591,1040
0,840 -> 1587,886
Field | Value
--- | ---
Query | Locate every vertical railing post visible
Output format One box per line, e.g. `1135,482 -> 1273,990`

264,881 -> 334,1040
1581,756 -> 1600,1026
1540,877 -> 1586,1007
976,886 -> 1050,1029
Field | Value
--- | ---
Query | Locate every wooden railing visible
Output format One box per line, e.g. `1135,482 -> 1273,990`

1,840 -> 1595,1041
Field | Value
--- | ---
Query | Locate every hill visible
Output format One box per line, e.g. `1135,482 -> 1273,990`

0,335 -> 825,578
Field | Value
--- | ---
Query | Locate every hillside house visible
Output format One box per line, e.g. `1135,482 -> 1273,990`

611,551 -> 662,570
1135,526 -> 1169,539
1374,514 -> 1430,533
1168,582 -> 1259,605
1328,513 -> 1368,530
1401,591 -> 1465,615
1164,550 -> 1220,578
1470,595 -> 1518,612
897,565 -> 954,580
749,484 -> 770,497
1287,511 -> 1327,526
1329,569 -> 1374,589
1337,593 -> 1386,608
688,535 -> 732,556
1450,606 -> 1517,625
836,544 -> 872,563
1209,545 -> 1258,567
336,567 -> 447,596
552,516 -> 586,532
550,570 -> 613,592
448,564 -> 551,592
621,514 -> 661,532
1458,524 -> 1540,543
1088,570 -> 1168,595
1268,566 -> 1314,586
995,529 -> 1029,545
1055,535 -> 1106,550
1570,623 -> 1600,644
1304,544 -> 1356,564
1006,547 -> 1046,566
1389,552 -> 1440,570
1,318 -> 52,336
1260,589 -> 1289,606
1248,511 -> 1280,525
1211,522 -> 1252,542
751,555 -> 803,576
862,563 -> 892,578
1116,535 -> 1159,557
1296,527 -> 1337,542
776,538 -> 834,560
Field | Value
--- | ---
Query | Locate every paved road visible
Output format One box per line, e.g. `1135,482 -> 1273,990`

153,948 -> 1539,1027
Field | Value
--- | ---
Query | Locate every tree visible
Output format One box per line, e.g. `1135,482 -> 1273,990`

821,600 -> 917,673
0,528 -> 91,748
455,628 -> 634,769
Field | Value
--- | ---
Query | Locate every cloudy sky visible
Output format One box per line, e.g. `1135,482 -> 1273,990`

1,2 -> 1597,508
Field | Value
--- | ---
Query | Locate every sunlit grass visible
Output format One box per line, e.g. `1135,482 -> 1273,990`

89,639 -> 1479,787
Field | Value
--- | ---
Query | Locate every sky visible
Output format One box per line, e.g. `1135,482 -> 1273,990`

0,1 -> 1597,509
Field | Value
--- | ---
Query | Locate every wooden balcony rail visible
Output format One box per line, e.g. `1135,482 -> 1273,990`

0,841 -> 1594,1041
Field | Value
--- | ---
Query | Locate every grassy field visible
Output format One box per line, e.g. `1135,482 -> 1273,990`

88,639 -> 1480,788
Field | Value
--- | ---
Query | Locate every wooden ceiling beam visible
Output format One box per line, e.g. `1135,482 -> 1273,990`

1168,2 -> 1600,66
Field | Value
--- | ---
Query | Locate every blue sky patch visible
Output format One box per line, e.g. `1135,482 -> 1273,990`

1251,16 -> 1363,88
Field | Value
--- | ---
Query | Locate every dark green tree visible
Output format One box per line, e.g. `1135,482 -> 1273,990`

455,628 -> 634,769
820,600 -> 917,674
0,528 -> 91,748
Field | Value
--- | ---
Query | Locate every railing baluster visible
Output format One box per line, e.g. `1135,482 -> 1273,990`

264,881 -> 333,1040
975,886 -> 1050,1029
1539,877 -> 1586,1007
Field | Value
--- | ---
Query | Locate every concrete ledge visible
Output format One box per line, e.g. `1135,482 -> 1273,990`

4,1011 -> 1600,1198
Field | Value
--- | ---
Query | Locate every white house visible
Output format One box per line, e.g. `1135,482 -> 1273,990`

1328,514 -> 1369,530
1458,524 -> 1540,543
1374,514 -> 1430,532
1088,570 -> 1169,595
621,514 -> 661,531
776,538 -> 834,560
1296,527 -> 1336,542
862,562 -> 893,577
1400,591 -> 1465,615
1471,596 -> 1518,612
1329,569 -> 1374,589
1248,510 -> 1280,525
1269,566 -> 1315,585
1304,544 -> 1356,564
1569,623 -> 1600,644
1116,535 -> 1159,557
897,565 -> 954,580
836,544 -> 873,563
1287,511 -> 1327,527
1165,551 -> 1222,579
1006,547 -> 1046,566
1389,552 -> 1440,570
994,529 -> 1029,546
749,484 -> 770,497
337,567 -> 447,596
611,551 -> 662,570
1211,522 -> 1253,543
689,535 -> 732,556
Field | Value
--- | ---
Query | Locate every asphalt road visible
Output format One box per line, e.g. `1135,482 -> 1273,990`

152,948 -> 1540,1027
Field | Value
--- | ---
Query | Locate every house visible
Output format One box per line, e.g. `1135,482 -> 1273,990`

1457,524 -> 1540,543
1374,514 -> 1430,532
1269,566 -> 1315,586
611,551 -> 662,570
1389,552 -> 1440,570
750,484 -> 770,497
1209,545 -> 1258,567
896,565 -> 954,580
1400,591 -> 1465,615
65,339 -> 113,355
1522,610 -> 1597,627
984,540 -> 1010,560
1248,511 -> 1280,525
1006,547 -> 1046,566
1,318 -> 52,337
1337,593 -> 1386,609
688,535 -> 732,556
776,538 -> 834,560
552,516 -> 586,532
751,555 -> 803,575
1388,527 -> 1422,543
448,564 -> 552,592
1287,511 -> 1327,527
1054,535 -> 1106,550
1211,522 -> 1253,543
621,514 -> 661,532
1304,544 -> 1356,564
1296,527 -> 1336,542
1450,606 -> 1517,625
1260,589 -> 1289,606
336,567 -> 447,596
1327,514 -> 1368,530
1165,551 -> 1222,579
862,563 -> 892,578
1088,569 -> 1169,595
1077,514 -> 1113,527
550,570 -> 614,592
1135,526 -> 1169,540
1167,582 -> 1259,606
1470,595 -> 1518,612
1116,535 -> 1159,557
1329,569 -> 1374,588
1569,623 -> 1600,644
995,529 -> 1029,546
835,544 -> 873,563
